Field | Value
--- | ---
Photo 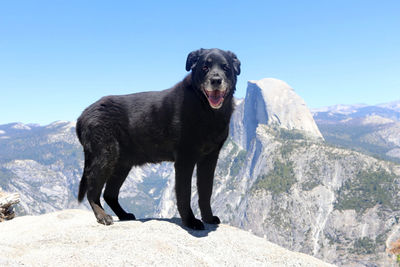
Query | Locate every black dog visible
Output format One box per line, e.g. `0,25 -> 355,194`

76,48 -> 240,230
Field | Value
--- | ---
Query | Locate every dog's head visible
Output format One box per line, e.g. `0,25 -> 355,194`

186,48 -> 241,109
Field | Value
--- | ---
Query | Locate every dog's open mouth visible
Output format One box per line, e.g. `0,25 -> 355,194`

203,89 -> 226,109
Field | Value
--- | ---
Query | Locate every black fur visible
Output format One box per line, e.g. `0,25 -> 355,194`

76,48 -> 241,229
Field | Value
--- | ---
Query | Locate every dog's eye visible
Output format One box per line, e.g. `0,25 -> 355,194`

202,66 -> 209,72
223,65 -> 230,72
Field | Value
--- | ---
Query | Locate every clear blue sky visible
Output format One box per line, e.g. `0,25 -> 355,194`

1,0 -> 399,125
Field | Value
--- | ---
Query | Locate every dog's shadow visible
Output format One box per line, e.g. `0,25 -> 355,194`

135,217 -> 219,238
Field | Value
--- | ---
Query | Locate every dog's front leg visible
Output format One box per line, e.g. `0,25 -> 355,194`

174,158 -> 205,230
197,150 -> 221,225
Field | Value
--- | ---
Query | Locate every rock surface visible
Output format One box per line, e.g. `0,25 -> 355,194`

0,209 -> 334,266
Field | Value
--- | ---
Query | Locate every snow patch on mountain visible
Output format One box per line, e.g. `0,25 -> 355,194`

378,100 -> 400,112
311,104 -> 367,114
362,115 -> 395,125
11,123 -> 31,130
45,120 -> 75,129
46,121 -> 78,144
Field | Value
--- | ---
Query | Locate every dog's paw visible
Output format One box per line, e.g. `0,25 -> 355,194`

183,217 -> 205,230
118,213 -> 136,221
96,214 -> 114,225
202,215 -> 221,224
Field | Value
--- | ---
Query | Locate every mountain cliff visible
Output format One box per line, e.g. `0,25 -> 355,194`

231,78 -> 323,149
247,78 -> 323,139
1,79 -> 400,266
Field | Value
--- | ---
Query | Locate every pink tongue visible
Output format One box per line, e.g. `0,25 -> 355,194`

208,90 -> 224,106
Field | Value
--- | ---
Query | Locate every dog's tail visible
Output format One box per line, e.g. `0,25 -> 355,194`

76,118 -> 87,202
76,118 -> 83,144
78,174 -> 87,202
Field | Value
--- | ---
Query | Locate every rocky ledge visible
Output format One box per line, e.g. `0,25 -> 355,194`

0,209 -> 334,266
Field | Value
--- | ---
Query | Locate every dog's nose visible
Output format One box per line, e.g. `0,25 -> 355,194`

211,77 -> 222,86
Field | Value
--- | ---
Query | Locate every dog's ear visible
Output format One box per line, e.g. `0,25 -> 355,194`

186,49 -> 204,71
227,51 -> 241,76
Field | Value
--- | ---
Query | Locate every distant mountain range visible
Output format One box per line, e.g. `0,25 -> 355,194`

312,101 -> 400,162
1,80 -> 400,266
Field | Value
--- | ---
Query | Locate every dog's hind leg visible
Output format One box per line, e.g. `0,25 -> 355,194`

103,159 -> 136,221
85,143 -> 119,225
